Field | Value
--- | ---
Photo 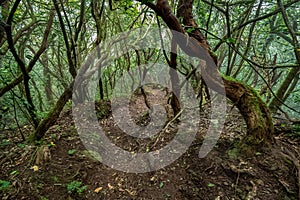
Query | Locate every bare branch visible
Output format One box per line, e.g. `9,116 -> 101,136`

0,10 -> 55,97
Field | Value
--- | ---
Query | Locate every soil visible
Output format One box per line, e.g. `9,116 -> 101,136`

0,87 -> 299,200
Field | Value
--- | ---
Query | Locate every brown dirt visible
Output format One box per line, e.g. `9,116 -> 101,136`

0,87 -> 299,200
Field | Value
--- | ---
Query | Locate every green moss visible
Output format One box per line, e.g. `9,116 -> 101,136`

221,73 -> 274,149
227,148 -> 239,159
221,73 -> 243,84
26,133 -> 37,144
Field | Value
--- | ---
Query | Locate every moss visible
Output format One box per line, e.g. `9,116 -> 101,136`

223,72 -> 273,126
221,73 -> 244,84
26,133 -> 37,144
227,147 -> 239,159
221,72 -> 274,152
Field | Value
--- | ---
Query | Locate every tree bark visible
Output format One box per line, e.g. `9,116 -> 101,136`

169,38 -> 181,116
0,9 -> 55,97
269,67 -> 300,112
143,0 -> 274,153
269,0 -> 300,113
42,53 -> 54,104
5,0 -> 39,127
28,82 -> 73,141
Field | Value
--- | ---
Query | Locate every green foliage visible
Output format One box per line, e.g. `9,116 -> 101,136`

225,37 -> 236,44
227,148 -> 239,159
68,149 -> 76,155
0,139 -> 11,147
255,152 -> 262,156
186,27 -> 196,33
10,170 -> 19,176
34,140 -> 45,146
294,125 -> 300,133
67,181 -> 87,195
35,110 -> 48,119
17,143 -> 26,148
159,182 -> 164,188
0,0 -> 299,140
207,183 -> 215,188
51,176 -> 59,182
0,180 -> 11,191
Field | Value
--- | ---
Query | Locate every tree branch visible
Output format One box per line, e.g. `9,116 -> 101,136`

5,0 -> 39,127
52,0 -> 76,78
0,10 -> 55,97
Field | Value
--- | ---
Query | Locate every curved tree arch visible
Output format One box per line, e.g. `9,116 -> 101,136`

140,0 -> 274,154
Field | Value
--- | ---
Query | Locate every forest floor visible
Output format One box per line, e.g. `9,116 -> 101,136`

0,87 -> 300,200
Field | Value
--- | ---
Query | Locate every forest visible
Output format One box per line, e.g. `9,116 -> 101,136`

0,0 -> 300,199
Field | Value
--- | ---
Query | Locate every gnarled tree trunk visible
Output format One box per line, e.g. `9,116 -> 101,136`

143,0 -> 274,154
27,83 -> 73,142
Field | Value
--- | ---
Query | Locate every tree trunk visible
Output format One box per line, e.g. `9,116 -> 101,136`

144,0 -> 274,154
269,0 -> 300,113
269,65 -> 300,113
169,38 -> 181,116
42,53 -> 54,104
222,75 -> 274,150
27,83 -> 73,142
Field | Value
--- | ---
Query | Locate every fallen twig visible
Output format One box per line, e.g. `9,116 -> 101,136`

150,109 -> 183,149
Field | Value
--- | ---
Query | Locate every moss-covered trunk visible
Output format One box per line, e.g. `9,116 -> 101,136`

223,76 -> 274,149
143,0 -> 274,152
27,83 -> 73,142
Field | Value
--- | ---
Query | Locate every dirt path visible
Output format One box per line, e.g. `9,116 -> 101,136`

0,90 -> 299,200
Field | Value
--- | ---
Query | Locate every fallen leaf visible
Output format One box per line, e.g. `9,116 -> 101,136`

125,189 -> 136,196
31,165 -> 39,172
108,183 -> 114,190
94,187 -> 103,193
50,142 -> 56,147
150,176 -> 156,182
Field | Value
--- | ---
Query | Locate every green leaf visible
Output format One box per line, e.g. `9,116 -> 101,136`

10,170 -> 19,175
67,181 -> 86,195
78,185 -> 87,194
226,37 -> 236,44
17,143 -> 26,148
178,17 -> 183,24
186,27 -> 195,33
0,180 -> 11,191
207,183 -> 215,188
67,181 -> 82,193
68,149 -> 76,155
0,139 -> 11,147
227,148 -> 239,159
159,182 -> 164,188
